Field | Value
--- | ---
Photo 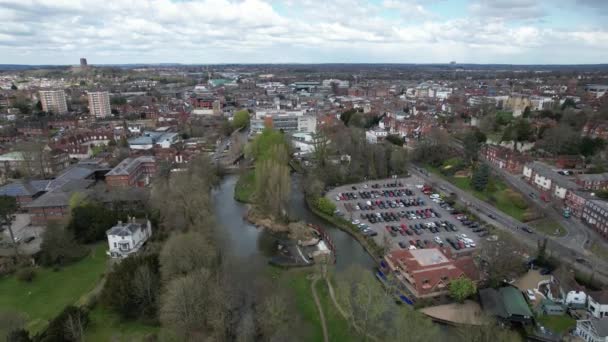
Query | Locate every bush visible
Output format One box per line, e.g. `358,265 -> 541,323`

315,197 -> 336,216
506,189 -> 528,209
16,267 -> 36,282
39,305 -> 88,342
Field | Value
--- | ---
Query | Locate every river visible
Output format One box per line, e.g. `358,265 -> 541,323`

212,174 -> 376,271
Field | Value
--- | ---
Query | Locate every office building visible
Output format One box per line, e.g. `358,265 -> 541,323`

39,90 -> 68,114
88,91 -> 112,118
80,58 -> 88,67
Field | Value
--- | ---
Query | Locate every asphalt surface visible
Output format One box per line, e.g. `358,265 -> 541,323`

327,176 -> 481,255
409,165 -> 608,283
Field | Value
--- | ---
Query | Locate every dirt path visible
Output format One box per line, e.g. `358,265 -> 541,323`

310,276 -> 329,342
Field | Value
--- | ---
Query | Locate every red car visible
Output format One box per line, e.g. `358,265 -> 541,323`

385,226 -> 392,233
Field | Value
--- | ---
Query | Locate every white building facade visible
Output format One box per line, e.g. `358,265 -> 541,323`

106,219 -> 152,258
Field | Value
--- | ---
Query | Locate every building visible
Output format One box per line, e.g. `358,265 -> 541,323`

481,145 -> 529,174
565,190 -> 592,218
588,291 -> 608,319
128,131 -> 179,150
522,161 -> 579,200
384,248 -> 477,298
584,84 -> 608,98
88,91 -> 112,118
106,218 -> 152,258
0,179 -> 50,206
105,156 -> 156,188
577,173 -> 608,191
582,200 -> 608,240
575,318 -> 608,342
80,58 -> 88,67
251,109 -> 317,134
479,286 -> 534,325
39,90 -> 68,114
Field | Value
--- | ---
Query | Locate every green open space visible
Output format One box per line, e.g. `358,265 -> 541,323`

84,306 -> 160,342
528,218 -> 567,237
537,314 -> 576,334
281,268 -> 358,342
234,169 -> 255,203
590,241 -> 608,260
0,243 -> 107,334
427,165 -> 531,221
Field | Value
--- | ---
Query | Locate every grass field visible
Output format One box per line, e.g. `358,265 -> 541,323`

0,243 -> 108,334
537,314 -> 576,334
529,218 -> 567,237
234,170 -> 255,203
85,306 -> 160,342
428,165 -> 530,221
283,268 -> 358,342
591,241 -> 608,260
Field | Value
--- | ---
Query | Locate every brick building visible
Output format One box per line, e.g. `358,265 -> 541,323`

480,144 -> 529,174
384,248 -> 478,298
565,190 -> 593,218
576,173 -> 608,191
582,200 -> 608,240
105,156 -> 156,188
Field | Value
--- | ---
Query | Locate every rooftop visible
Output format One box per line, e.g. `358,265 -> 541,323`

410,248 -> 450,267
106,156 -> 155,176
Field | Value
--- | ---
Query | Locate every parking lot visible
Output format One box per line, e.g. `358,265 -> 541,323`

326,175 -> 486,255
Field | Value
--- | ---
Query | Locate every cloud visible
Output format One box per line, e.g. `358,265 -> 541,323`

469,0 -> 547,20
0,0 -> 606,64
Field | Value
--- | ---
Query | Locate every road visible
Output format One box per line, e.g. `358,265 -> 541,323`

409,166 -> 608,283
488,164 -> 592,250
214,127 -> 249,167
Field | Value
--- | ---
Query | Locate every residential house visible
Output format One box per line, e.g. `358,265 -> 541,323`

575,318 -> 608,342
480,144 -> 529,174
582,200 -> 608,240
128,131 -> 179,150
588,291 -> 608,319
106,218 -> 152,258
577,173 -> 608,191
523,161 -> 579,200
565,190 -> 593,218
383,248 -> 478,298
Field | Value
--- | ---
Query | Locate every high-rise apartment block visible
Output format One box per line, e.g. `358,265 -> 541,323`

39,90 -> 68,114
88,91 -> 112,118
80,58 -> 88,67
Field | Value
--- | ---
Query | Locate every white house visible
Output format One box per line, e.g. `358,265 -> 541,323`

575,318 -> 608,342
106,218 -> 152,258
589,291 -> 608,319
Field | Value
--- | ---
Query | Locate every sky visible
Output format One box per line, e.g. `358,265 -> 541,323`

0,0 -> 607,65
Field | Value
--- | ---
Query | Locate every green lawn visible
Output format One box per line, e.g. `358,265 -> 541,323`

315,278 -> 357,341
234,170 -> 255,203
0,243 -> 108,334
529,218 -> 567,237
428,166 -> 529,221
591,241 -> 608,260
85,306 -> 159,342
537,314 -> 576,334
284,269 -> 325,342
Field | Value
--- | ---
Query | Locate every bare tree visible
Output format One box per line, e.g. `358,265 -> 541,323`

64,312 -> 85,342
159,232 -> 219,281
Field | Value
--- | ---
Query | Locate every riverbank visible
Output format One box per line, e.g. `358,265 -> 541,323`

305,194 -> 383,261
234,169 -> 255,203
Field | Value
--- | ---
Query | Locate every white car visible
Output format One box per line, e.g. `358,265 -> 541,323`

526,289 -> 536,301
352,220 -> 361,225
335,196 -> 340,201
434,237 -> 443,244
363,184 -> 369,189
430,194 -> 440,199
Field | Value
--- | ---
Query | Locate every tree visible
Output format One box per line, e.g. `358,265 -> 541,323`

463,130 -> 482,164
389,148 -> 408,175
0,311 -> 28,342
10,83 -> 17,90
386,134 -> 404,146
232,110 -> 250,130
67,203 -> 123,243
386,307 -> 440,342
314,197 -> 336,216
311,132 -> 330,167
537,125 -> 580,155
159,232 -> 219,281
254,159 -> 291,219
448,277 -> 477,303
458,317 -> 522,342
478,239 -> 527,288
160,269 -> 226,340
39,306 -> 88,342
471,163 -> 490,191
38,223 -> 88,266
579,137 -> 605,159
102,254 -> 160,320
0,196 -> 18,256
561,98 -> 576,111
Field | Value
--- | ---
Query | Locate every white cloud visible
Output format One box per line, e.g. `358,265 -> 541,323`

0,0 -> 606,64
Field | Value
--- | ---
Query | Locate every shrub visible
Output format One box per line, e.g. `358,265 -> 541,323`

506,190 -> 528,209
315,197 -> 336,216
16,267 -> 36,282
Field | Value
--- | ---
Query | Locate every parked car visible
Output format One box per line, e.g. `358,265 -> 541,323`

526,289 -> 536,301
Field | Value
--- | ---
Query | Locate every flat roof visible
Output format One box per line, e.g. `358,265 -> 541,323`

410,249 -> 449,267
